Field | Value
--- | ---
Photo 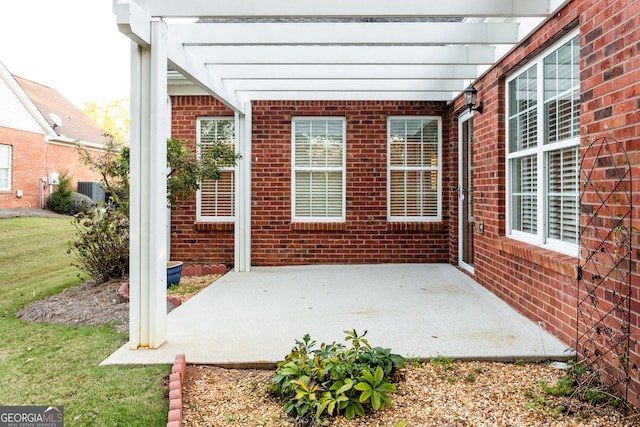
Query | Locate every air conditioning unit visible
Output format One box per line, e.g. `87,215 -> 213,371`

77,181 -> 106,203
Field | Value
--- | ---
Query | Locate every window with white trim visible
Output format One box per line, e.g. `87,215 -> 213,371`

292,117 -> 346,222
0,144 -> 10,191
196,117 -> 235,222
388,117 -> 442,221
507,32 -> 580,255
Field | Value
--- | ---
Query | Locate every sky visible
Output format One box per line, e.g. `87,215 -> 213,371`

0,0 -> 131,109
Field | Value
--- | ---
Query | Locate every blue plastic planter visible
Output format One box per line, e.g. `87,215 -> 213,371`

167,261 -> 183,287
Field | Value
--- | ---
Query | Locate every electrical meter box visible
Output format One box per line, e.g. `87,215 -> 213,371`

48,172 -> 60,185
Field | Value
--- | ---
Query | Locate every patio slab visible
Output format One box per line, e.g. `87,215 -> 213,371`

101,264 -> 573,366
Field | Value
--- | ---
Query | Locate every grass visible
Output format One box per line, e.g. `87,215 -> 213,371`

0,217 -> 168,426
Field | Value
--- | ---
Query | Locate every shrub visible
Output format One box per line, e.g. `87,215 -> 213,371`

47,170 -> 74,214
67,207 -> 129,282
272,330 -> 405,426
70,192 -> 96,215
71,135 -> 240,282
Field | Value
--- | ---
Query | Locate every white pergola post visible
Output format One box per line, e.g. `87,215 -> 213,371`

234,101 -> 252,272
129,19 -> 169,349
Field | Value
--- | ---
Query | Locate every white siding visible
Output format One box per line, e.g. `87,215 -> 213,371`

0,76 -> 45,134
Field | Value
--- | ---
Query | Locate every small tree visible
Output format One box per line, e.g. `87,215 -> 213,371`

70,135 -> 240,282
47,170 -> 74,214
76,133 -> 130,211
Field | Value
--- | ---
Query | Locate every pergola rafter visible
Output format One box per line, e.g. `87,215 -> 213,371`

130,0 -> 553,18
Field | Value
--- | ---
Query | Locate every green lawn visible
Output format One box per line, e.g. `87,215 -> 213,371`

0,217 -> 168,426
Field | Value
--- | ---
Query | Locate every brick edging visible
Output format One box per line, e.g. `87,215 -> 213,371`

167,354 -> 186,427
117,283 -> 183,307
116,263 -> 228,306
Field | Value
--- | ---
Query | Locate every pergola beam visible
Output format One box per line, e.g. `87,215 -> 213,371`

223,79 -> 467,92
190,45 -> 497,65
235,91 -> 460,102
205,64 -> 483,80
171,22 -> 520,46
165,31 -> 242,113
135,0 -> 551,18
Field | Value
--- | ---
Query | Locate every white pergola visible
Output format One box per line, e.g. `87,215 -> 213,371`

112,0 -> 566,349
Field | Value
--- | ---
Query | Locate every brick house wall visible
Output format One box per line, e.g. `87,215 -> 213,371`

170,98 -> 451,266
0,126 -> 100,209
169,96 -> 236,265
447,0 -> 639,406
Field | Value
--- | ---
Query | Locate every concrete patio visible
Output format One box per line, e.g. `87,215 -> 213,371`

101,264 -> 573,366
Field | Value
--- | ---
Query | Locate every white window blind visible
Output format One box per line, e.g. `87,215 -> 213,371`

0,145 -> 10,190
293,118 -> 345,221
388,117 -> 441,221
197,118 -> 235,221
507,32 -> 580,254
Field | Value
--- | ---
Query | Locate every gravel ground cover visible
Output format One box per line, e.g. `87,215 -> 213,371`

182,362 -> 638,427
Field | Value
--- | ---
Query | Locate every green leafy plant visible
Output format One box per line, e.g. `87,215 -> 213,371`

71,135 -> 240,282
430,354 -> 454,371
354,365 -> 396,410
67,207 -> 130,282
47,169 -> 74,214
539,376 -> 574,397
272,330 -> 405,426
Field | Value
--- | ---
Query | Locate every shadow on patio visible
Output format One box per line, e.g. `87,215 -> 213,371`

101,264 -> 572,366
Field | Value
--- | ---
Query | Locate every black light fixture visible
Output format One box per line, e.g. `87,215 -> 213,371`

463,84 -> 484,114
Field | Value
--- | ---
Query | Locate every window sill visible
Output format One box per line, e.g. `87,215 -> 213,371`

291,222 -> 346,231
386,222 -> 444,232
194,222 -> 234,231
496,238 -> 579,279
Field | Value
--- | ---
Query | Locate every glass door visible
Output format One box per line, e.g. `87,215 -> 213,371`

458,112 -> 474,272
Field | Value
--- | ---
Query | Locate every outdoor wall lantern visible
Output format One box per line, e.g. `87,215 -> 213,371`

463,84 -> 484,114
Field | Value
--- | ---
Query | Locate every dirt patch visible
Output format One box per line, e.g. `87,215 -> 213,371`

16,275 -> 221,334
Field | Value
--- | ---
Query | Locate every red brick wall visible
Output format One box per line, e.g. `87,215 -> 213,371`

169,96 -> 236,265
0,126 -> 100,209
579,0 -> 640,405
169,98 -> 451,266
447,0 -> 639,406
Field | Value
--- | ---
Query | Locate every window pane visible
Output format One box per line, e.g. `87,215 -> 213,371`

198,119 -> 235,219
295,119 -> 343,168
294,119 -> 345,219
0,170 -> 8,189
200,171 -> 235,217
547,147 -> 579,243
201,119 -> 234,145
0,145 -> 9,189
295,171 -> 342,217
508,66 -> 538,152
0,145 -> 10,167
388,118 -> 440,220
511,155 -> 537,235
544,36 -> 580,144
389,170 -> 438,217
390,118 -> 439,167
